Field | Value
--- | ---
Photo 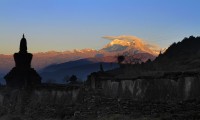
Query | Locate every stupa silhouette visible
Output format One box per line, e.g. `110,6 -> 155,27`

4,34 -> 41,88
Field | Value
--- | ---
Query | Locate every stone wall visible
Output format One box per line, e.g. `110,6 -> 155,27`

0,85 -> 82,116
90,72 -> 200,101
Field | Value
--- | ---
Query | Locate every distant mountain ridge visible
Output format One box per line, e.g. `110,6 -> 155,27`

40,58 -> 119,83
0,35 -> 158,73
0,35 -> 159,83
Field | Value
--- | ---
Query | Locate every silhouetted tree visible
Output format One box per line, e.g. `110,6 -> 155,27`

117,55 -> 125,64
69,75 -> 77,82
100,63 -> 104,72
117,55 -> 125,68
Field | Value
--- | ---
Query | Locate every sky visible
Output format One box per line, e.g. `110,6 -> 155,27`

0,0 -> 200,54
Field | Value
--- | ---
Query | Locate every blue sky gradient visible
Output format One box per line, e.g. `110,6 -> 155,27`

0,0 -> 200,54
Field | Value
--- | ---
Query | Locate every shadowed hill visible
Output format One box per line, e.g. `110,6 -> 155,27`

39,52 -> 155,84
154,36 -> 200,71
40,59 -> 119,83
157,36 -> 200,59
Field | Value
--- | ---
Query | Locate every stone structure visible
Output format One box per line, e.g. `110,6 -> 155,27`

4,34 -> 41,88
87,71 -> 200,100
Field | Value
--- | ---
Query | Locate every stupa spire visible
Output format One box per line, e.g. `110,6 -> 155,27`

20,34 -> 27,53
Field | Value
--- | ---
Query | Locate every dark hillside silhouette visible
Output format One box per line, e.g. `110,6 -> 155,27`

152,36 -> 200,71
4,34 -> 41,88
158,36 -> 200,59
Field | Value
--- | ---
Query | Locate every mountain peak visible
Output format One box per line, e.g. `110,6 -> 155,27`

109,39 -> 133,46
102,35 -> 160,55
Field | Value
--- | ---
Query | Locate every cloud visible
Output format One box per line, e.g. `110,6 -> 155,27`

103,35 -> 142,42
103,35 -> 159,47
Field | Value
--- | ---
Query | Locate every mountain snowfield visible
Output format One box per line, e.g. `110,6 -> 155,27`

101,35 -> 160,55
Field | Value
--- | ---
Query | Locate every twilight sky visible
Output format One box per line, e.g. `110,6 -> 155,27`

0,0 -> 200,54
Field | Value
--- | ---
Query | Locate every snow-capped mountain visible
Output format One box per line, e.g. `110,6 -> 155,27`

0,35 -> 160,73
101,35 -> 160,55
0,35 -> 160,83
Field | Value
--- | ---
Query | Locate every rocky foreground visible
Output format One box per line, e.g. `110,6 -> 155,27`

0,88 -> 200,120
